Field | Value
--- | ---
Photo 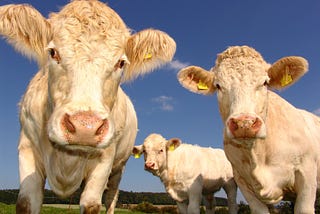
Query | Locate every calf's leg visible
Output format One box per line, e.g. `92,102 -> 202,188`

223,179 -> 238,214
202,194 -> 215,214
176,201 -> 188,214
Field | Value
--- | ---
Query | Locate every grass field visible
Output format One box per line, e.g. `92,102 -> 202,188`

0,202 -> 145,214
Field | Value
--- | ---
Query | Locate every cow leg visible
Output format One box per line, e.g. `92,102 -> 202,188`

294,168 -> 317,214
235,176 -> 269,214
187,176 -> 202,214
80,148 -> 115,214
176,201 -> 188,214
16,134 -> 45,214
202,194 -> 215,214
104,167 -> 125,213
223,179 -> 238,214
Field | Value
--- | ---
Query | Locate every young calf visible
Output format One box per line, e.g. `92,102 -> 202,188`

133,133 -> 238,214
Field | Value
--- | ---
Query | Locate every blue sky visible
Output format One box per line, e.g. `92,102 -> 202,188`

1,0 -> 320,202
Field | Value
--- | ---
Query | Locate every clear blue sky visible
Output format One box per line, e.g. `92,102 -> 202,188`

1,0 -> 320,202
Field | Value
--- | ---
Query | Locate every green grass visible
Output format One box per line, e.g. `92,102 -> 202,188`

0,202 -> 145,214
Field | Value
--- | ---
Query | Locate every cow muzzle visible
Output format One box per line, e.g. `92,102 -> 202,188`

226,114 -> 266,140
60,111 -> 109,146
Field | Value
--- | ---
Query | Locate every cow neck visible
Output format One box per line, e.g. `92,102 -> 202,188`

158,152 -> 170,187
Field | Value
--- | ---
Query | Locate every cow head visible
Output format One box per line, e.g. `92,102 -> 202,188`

178,46 -> 308,144
0,1 -> 176,150
132,134 -> 181,176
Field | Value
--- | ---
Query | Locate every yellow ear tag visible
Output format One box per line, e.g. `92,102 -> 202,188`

144,52 -> 152,60
134,153 -> 141,159
169,144 -> 175,151
280,73 -> 293,87
197,80 -> 209,90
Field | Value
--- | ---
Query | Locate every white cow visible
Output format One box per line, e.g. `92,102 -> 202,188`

0,1 -> 176,213
177,45 -> 320,213
133,133 -> 238,214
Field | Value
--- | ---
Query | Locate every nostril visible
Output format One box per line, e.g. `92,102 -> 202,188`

228,118 -> 239,131
63,113 -> 76,133
95,119 -> 108,136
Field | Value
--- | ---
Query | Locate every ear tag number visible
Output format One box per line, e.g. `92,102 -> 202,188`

197,80 -> 209,90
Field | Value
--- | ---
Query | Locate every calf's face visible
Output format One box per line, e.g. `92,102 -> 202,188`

178,46 -> 308,145
132,134 -> 181,176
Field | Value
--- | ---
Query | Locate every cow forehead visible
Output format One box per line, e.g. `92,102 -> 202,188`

214,46 -> 269,84
49,1 -> 130,62
143,134 -> 167,150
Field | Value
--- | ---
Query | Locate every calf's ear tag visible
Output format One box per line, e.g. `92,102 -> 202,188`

134,153 -> 141,159
197,80 -> 209,90
169,144 -> 175,151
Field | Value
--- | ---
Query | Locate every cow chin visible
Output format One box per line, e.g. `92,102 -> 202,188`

145,168 -> 160,176
226,125 -> 267,145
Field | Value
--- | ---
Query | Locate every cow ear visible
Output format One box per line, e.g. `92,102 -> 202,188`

123,29 -> 176,82
166,138 -> 182,151
0,4 -> 52,65
132,145 -> 143,159
267,56 -> 308,90
177,66 -> 216,95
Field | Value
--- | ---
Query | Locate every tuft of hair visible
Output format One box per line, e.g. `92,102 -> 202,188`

216,45 -> 265,65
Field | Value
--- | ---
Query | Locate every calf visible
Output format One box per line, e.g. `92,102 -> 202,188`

0,1 -> 176,213
177,46 -> 320,213
133,133 -> 238,214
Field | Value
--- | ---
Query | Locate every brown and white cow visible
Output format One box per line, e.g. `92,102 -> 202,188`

133,133 -> 238,214
177,46 -> 320,213
0,1 -> 176,213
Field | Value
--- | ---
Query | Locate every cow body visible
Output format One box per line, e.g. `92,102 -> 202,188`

133,134 -> 238,214
178,46 -> 320,213
0,1 -> 176,213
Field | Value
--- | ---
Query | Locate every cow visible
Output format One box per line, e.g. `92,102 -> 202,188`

0,1 -> 176,213
177,45 -> 320,213
132,133 -> 238,214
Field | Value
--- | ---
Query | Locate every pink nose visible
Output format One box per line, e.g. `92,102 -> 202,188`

61,111 -> 108,146
227,115 -> 262,139
145,162 -> 155,170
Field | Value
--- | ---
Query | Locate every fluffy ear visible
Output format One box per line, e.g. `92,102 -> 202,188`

177,66 -> 216,95
123,29 -> 176,81
0,4 -> 52,65
166,138 -> 182,151
267,56 -> 308,90
132,145 -> 144,158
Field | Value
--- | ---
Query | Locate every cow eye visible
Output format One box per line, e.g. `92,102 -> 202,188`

215,83 -> 221,90
115,59 -> 126,70
48,48 -> 61,64
263,80 -> 268,86
159,149 -> 163,153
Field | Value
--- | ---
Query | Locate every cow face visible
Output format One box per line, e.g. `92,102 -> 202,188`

0,1 -> 175,150
132,134 -> 181,176
178,46 -> 308,145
